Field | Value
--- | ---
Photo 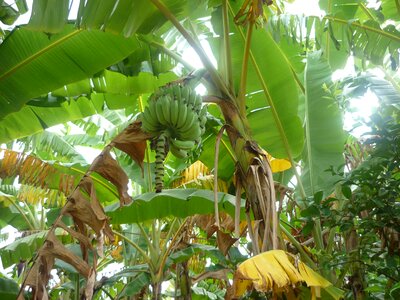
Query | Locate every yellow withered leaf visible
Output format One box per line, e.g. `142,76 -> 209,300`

233,250 -> 303,296
298,261 -> 331,288
266,153 -> 292,173
233,250 -> 343,299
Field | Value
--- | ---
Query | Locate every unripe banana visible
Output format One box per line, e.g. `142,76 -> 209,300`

148,100 -> 158,123
141,108 -> 159,133
161,96 -> 172,126
177,109 -> 197,132
176,104 -> 188,129
181,86 -> 190,105
169,143 -> 188,159
193,94 -> 202,113
170,139 -> 195,150
187,92 -> 196,110
173,84 -> 182,102
180,121 -> 202,140
156,97 -> 168,126
170,98 -> 179,126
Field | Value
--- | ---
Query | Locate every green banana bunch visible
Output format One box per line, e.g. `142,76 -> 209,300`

140,82 -> 209,192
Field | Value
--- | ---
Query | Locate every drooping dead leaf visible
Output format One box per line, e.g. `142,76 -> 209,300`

193,215 -> 217,238
192,269 -> 230,283
112,121 -> 150,170
217,230 -> 237,256
62,188 -> 112,244
18,232 -> 93,300
55,220 -> 92,251
79,176 -> 114,242
233,250 -> 342,300
194,213 -> 236,238
91,148 -> 132,206
85,268 -> 96,300
42,232 -> 91,278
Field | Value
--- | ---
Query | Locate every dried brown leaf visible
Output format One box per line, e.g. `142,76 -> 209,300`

41,233 -> 91,278
55,220 -> 92,251
217,230 -> 237,256
112,121 -> 150,170
62,188 -> 113,246
79,176 -> 114,242
91,148 -> 132,206
85,268 -> 96,300
192,269 -> 230,283
193,215 -> 217,238
194,213 -> 235,238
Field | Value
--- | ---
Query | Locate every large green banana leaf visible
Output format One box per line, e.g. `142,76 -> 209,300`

0,96 -> 102,143
210,6 -> 304,159
0,70 -> 177,143
0,24 -> 139,120
268,14 -> 400,71
0,230 -> 47,268
301,52 -> 346,197
106,189 -> 244,224
26,0 -> 208,36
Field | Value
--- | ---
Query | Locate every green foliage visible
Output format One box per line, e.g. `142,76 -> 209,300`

0,0 -> 399,298
0,276 -> 19,300
106,188 -> 244,224
0,231 -> 47,268
301,51 -> 346,197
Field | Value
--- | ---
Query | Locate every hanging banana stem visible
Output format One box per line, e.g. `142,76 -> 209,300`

155,132 -> 167,193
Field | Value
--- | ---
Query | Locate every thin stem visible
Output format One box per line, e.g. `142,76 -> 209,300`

234,179 -> 242,240
144,38 -> 195,72
20,198 -> 40,229
100,288 -> 114,300
6,197 -> 35,230
112,230 -> 151,265
324,15 -> 400,43
214,126 -> 228,228
156,218 -> 187,281
312,219 -> 325,250
358,2 -> 377,21
149,0 -> 233,100
137,223 -> 157,261
74,274 -> 80,300
138,95 -> 153,193
238,23 -> 254,115
280,224 -> 317,269
222,0 -> 234,91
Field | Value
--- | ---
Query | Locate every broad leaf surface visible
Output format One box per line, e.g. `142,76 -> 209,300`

210,7 -> 304,159
0,277 -> 19,300
106,189 -> 244,224
0,231 -> 47,268
0,24 -> 139,119
301,52 -> 346,196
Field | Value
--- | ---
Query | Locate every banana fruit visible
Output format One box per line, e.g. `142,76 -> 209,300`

140,82 -> 209,192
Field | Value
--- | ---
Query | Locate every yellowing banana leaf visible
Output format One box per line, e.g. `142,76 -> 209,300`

266,153 -> 291,173
233,250 -> 343,300
298,261 -> 330,287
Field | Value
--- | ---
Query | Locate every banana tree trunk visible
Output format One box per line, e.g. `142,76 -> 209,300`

219,100 -> 280,252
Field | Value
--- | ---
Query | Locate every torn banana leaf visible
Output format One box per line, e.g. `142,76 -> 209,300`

233,250 -> 344,299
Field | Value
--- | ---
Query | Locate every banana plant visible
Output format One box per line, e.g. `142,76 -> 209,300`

0,0 -> 399,299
